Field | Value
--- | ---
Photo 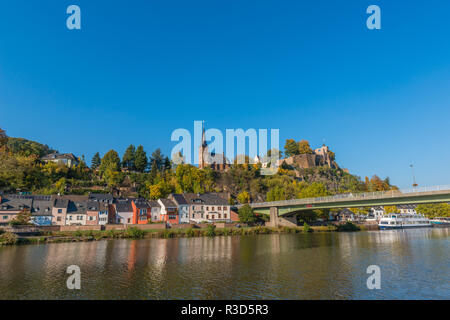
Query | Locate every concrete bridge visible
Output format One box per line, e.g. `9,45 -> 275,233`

243,185 -> 450,227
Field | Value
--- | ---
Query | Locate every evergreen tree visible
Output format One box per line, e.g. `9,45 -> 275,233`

122,144 -> 136,170
150,148 -> 164,171
163,156 -> 171,172
91,152 -> 101,169
134,145 -> 148,172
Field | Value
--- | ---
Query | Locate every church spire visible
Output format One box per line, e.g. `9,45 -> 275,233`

201,120 -> 207,147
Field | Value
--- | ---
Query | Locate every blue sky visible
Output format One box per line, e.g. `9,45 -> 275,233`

1,0 -> 450,189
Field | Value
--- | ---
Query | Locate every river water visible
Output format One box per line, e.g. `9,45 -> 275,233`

0,228 -> 448,299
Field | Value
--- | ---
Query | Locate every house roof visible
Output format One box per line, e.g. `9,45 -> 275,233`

53,197 -> 69,208
182,193 -> 229,206
397,204 -> 417,209
0,195 -> 33,212
86,200 -> 108,211
31,198 -> 53,216
115,199 -> 133,213
89,193 -> 114,203
159,198 -> 177,208
148,200 -> 161,208
67,200 -> 87,215
133,199 -> 151,208
170,194 -> 188,205
41,152 -> 78,161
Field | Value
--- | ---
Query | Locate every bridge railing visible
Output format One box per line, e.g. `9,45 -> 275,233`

250,184 -> 450,207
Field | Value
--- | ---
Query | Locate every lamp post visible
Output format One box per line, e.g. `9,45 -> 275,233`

410,164 -> 418,188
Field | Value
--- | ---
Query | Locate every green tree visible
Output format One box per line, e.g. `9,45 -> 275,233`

163,156 -> 171,172
99,150 -> 121,173
298,140 -> 313,154
122,145 -> 136,170
150,148 -> 164,171
10,209 -> 32,226
238,204 -> 257,225
134,145 -> 148,172
0,127 -> 7,150
284,139 -> 299,157
91,152 -> 101,170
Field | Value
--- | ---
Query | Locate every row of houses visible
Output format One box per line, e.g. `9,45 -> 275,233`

334,205 -> 418,222
0,192 -> 238,227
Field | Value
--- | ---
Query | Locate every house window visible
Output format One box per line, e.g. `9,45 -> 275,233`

57,217 -> 61,222
219,214 -> 221,219
211,207 -> 214,211
58,209 -> 62,213
206,207 -> 209,211
3,216 -> 7,220
224,214 -> 227,219
127,218 -> 130,223
207,215 -> 209,219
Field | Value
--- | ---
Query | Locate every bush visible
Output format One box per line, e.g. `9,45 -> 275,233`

163,230 -> 175,238
0,232 -> 18,245
336,222 -> 360,232
205,225 -> 216,237
303,223 -> 313,233
125,227 -> 145,239
185,228 -> 195,237
106,229 -> 117,238
74,230 -> 83,237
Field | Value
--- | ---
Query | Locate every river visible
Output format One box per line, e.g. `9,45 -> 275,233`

0,228 -> 448,299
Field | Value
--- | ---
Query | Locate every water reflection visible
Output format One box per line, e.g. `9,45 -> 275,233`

0,229 -> 448,299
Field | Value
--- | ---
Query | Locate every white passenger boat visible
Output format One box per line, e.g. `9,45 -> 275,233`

378,213 -> 431,229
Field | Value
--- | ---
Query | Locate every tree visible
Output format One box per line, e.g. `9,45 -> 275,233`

91,152 -> 101,170
163,156 -> 171,172
284,139 -> 299,157
417,203 -> 450,218
384,206 -> 399,214
10,208 -> 32,226
134,145 -> 148,172
238,204 -> 257,224
99,150 -> 121,173
0,127 -> 7,149
122,145 -> 136,170
298,140 -> 313,154
148,184 -> 162,200
150,148 -> 164,171
237,191 -> 250,204
298,182 -> 329,198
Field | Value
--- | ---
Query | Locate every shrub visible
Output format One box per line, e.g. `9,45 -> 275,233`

107,229 -> 117,238
222,228 -> 231,236
163,230 -> 175,238
125,227 -> 145,239
74,230 -> 83,237
303,223 -> 313,233
336,222 -> 360,232
205,225 -> 216,237
185,228 -> 195,237
0,232 -> 18,245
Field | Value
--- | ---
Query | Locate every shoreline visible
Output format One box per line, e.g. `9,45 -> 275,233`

0,223 -> 369,246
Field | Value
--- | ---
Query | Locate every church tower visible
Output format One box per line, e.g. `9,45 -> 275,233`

198,121 -> 209,169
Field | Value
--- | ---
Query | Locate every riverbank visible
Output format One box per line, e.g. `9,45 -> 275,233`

0,222 -> 371,246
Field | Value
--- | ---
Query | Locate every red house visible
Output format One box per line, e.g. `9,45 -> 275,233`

131,199 -> 151,224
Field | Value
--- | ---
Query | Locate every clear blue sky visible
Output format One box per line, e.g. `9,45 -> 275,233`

1,0 -> 450,189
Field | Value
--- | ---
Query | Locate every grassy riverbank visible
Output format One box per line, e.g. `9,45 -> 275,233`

0,222 -> 366,246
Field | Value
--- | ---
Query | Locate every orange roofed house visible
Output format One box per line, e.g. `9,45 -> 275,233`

131,199 -> 151,224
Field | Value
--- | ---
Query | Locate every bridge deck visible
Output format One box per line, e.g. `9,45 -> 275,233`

246,185 -> 450,216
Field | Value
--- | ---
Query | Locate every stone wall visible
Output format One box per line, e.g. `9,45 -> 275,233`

60,225 -> 102,232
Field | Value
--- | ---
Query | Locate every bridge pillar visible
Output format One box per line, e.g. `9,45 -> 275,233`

269,207 -> 279,227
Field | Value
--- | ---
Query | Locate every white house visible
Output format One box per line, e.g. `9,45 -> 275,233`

114,199 -> 133,224
168,194 -> 190,224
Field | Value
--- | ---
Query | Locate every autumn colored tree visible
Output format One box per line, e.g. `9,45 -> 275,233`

238,204 -> 257,224
298,140 -> 313,154
237,191 -> 250,204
